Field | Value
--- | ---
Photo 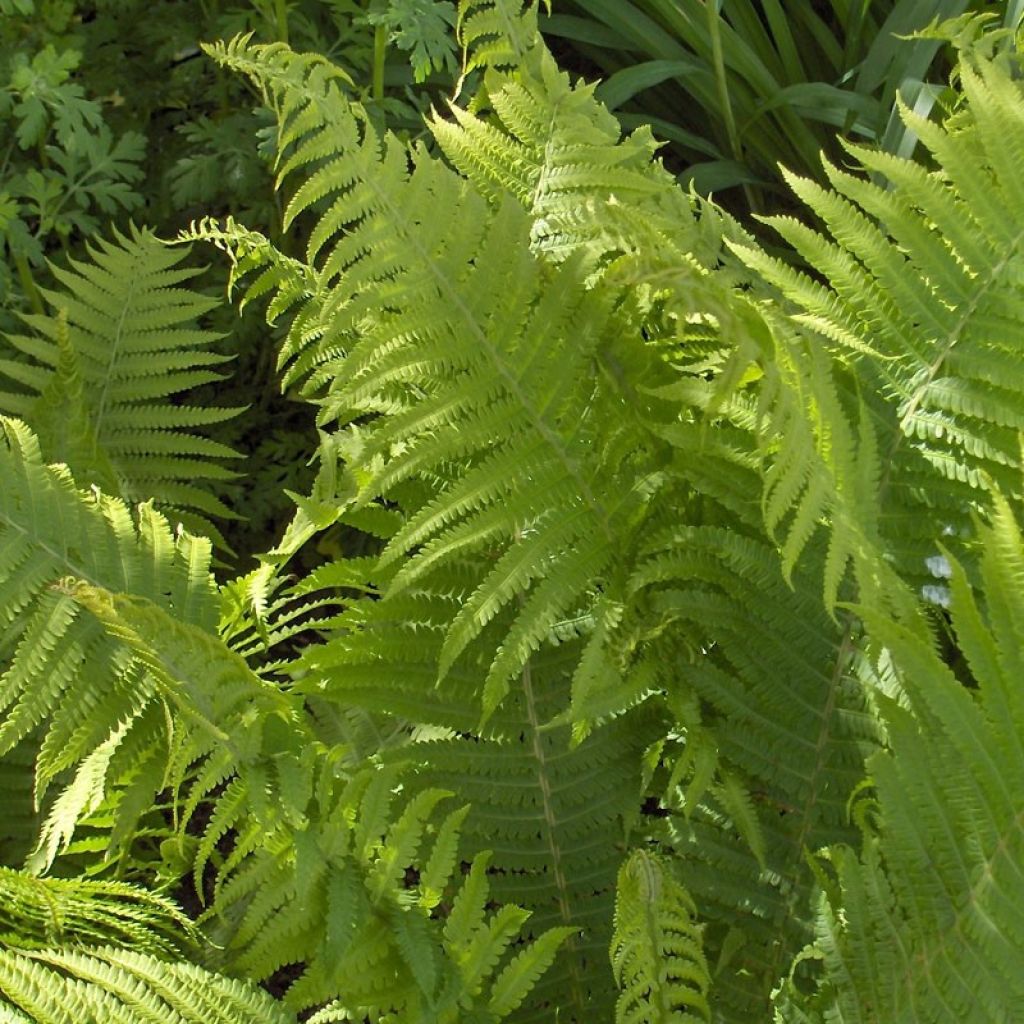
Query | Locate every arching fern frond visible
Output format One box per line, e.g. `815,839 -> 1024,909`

58,575 -> 568,1019
0,226 -> 244,545
0,945 -> 294,1024
775,492 -> 1024,1022
729,50 -> 1024,594
0,418 -> 218,870
456,0 -> 545,81
432,34 -> 709,272
0,867 -> 194,956
193,35 -> 681,719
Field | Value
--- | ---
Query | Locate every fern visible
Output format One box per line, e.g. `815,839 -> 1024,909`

187,15 -> 878,1021
0,226 -> 243,545
727,51 -> 1024,597
0,417 -> 219,870
0,867 -> 193,955
610,850 -> 710,1024
776,493 -> 1024,1022
189,32 -> 680,723
52,571 -> 571,1018
6,9 -> 1024,1024
0,945 -> 294,1024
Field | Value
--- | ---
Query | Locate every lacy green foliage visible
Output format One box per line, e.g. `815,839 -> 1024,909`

4,5 -> 1024,1024
430,24 -> 728,273
726,49 -> 1024,598
0,945 -> 294,1024
177,8 -> 1024,1021
0,867 -> 194,955
0,227 -> 244,544
0,419 -> 569,1018
68,598 -> 571,1021
191,29 -> 681,726
610,851 -> 710,1024
775,494 -> 1024,1023
0,417 -> 218,869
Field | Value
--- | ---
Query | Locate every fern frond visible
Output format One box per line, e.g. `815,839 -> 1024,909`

622,525 -> 878,1020
0,418 -> 218,869
300,601 -> 661,1022
0,227 -> 244,545
457,0 -> 544,80
0,867 -> 193,956
195,35 -> 684,718
610,850 -> 710,1024
57,570 -> 565,1018
730,51 -> 1024,592
432,37 -> 706,272
0,945 -> 294,1024
776,492 -> 1024,1022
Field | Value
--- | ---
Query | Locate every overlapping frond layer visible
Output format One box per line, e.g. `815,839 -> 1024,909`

295,590 -> 652,1022
0,227 -> 244,543
731,53 -> 1024,592
431,39 -> 711,271
777,494 -> 1024,1022
408,673 -> 656,1021
0,944 -> 294,1024
624,527 -> 877,1019
195,35 -> 682,717
64,577 -> 570,1021
0,418 -> 218,868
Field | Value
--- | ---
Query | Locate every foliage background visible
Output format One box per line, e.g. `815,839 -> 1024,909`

2,1 -> 1024,1022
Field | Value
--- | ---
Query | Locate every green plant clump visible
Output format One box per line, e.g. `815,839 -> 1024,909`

1,2 -> 1023,1022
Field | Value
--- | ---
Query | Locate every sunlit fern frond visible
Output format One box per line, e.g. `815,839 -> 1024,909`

610,850 -> 711,1024
729,52 -> 1024,598
0,418 -> 218,870
0,944 -> 294,1024
0,867 -> 194,956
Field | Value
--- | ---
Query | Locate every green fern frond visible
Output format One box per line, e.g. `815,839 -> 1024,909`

624,525 -> 878,1019
57,572 -> 565,1019
729,51 -> 1024,592
456,0 -> 544,80
0,418 -> 218,869
432,37 -> 705,272
0,945 -> 294,1024
776,492 -> 1024,1022
0,867 -> 193,956
0,226 -> 244,545
610,850 -> 710,1024
193,35 -> 682,719
303,609 -> 661,1022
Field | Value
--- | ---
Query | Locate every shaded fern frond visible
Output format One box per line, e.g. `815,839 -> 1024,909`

776,492 -> 1024,1022
625,526 -> 878,1020
0,226 -> 244,545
